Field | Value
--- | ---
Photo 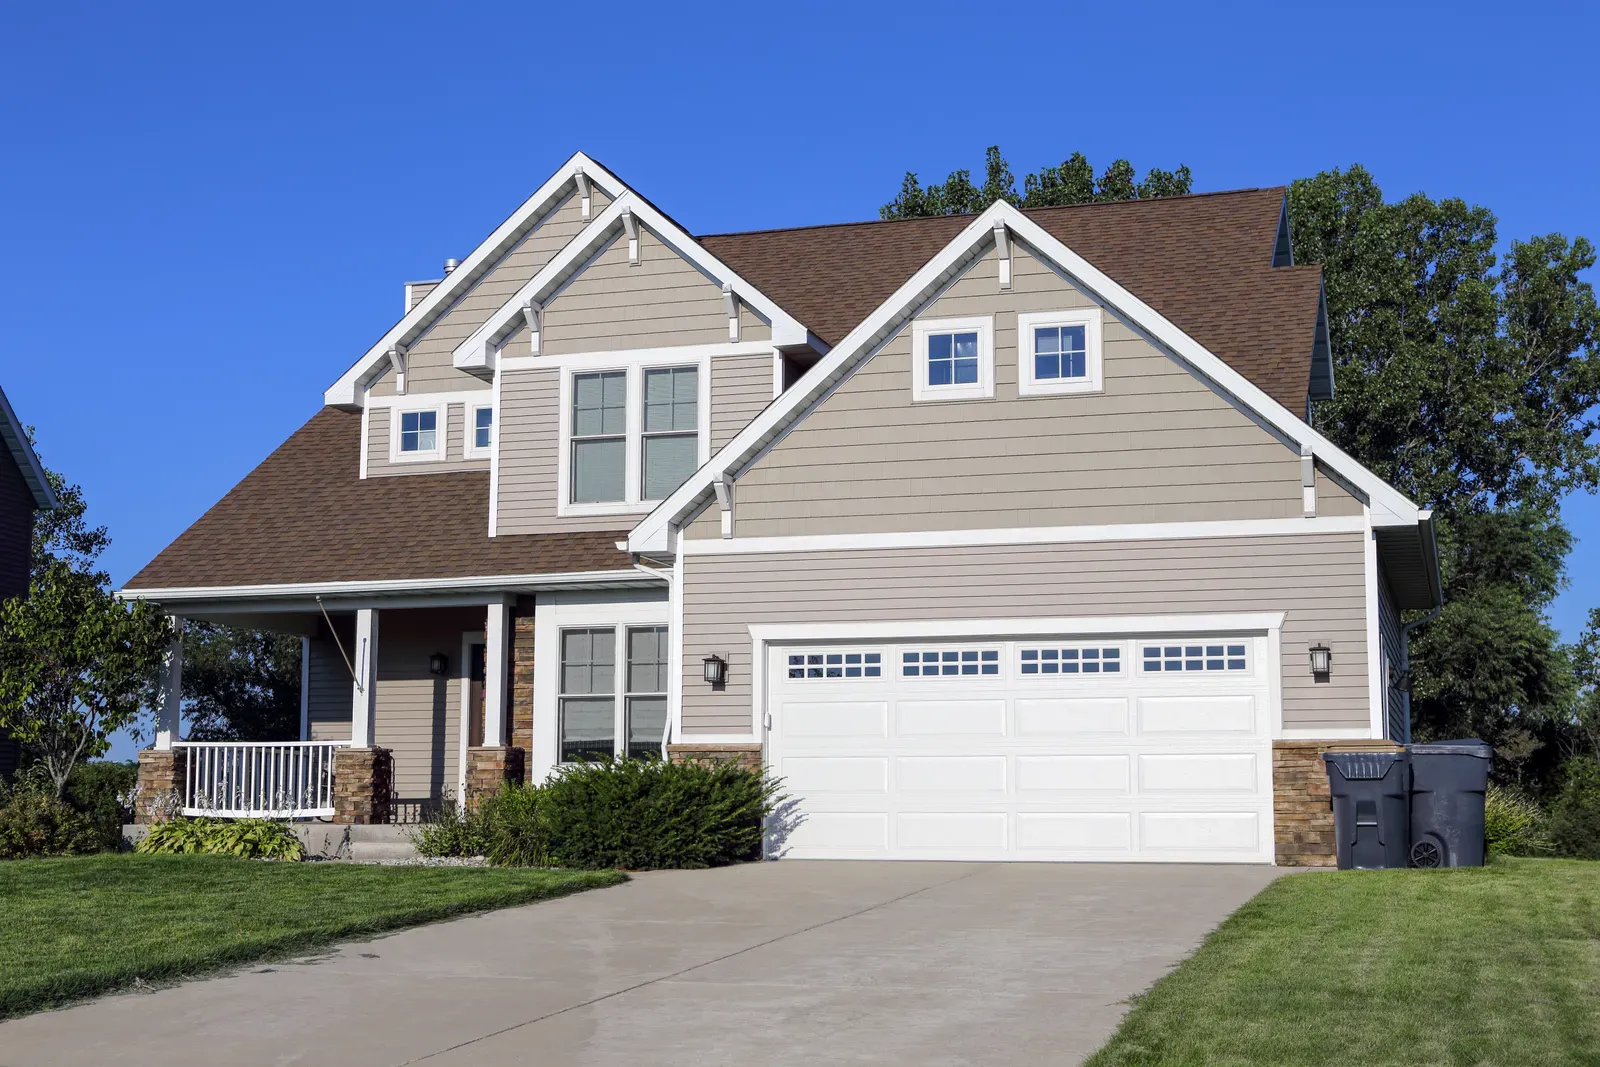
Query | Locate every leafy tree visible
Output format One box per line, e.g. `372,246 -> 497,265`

182,621 -> 301,742
0,561 -> 170,797
881,147 -> 1192,219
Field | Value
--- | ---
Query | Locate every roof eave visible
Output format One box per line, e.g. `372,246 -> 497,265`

0,386 -> 57,510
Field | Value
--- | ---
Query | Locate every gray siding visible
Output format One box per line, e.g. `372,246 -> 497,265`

1378,566 -> 1406,740
306,619 -> 354,742
364,404 -> 490,477
681,532 -> 1371,734
540,227 -> 769,355
711,354 -> 774,452
372,607 -> 481,818
369,189 -> 610,398
730,242 -> 1343,536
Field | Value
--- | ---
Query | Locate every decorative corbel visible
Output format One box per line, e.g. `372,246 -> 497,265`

723,282 -> 740,342
994,222 -> 1012,291
521,299 -> 543,356
712,474 -> 734,539
574,171 -> 592,219
389,344 -> 409,395
621,209 -> 640,265
1301,445 -> 1317,517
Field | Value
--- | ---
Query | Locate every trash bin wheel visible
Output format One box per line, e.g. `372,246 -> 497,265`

1410,839 -> 1442,868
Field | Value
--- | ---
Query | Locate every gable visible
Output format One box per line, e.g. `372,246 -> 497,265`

709,241 -> 1360,538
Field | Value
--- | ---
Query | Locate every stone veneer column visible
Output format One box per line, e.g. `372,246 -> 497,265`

134,747 -> 188,823
666,744 -> 764,771
332,747 -> 394,824
1273,738 -> 1403,866
464,746 -> 527,810
509,596 -> 536,757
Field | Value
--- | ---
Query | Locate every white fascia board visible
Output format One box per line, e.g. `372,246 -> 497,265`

452,193 -> 812,373
628,200 -> 1420,554
0,385 -> 56,509
324,152 -> 631,409
747,612 -> 1287,644
117,568 -> 660,607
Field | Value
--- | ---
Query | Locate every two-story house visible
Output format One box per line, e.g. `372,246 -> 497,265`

122,153 -> 1439,865
1,386 -> 58,780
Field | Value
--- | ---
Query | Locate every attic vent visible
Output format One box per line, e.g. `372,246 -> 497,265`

443,257 -> 461,275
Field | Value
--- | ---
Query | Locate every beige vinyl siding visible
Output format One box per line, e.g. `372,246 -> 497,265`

372,607 -> 482,819
405,280 -> 440,312
711,353 -> 774,452
369,189 -> 610,398
364,404 -> 490,477
541,227 -> 769,354
306,619 -> 354,741
681,532 -> 1371,735
1316,468 -> 1363,516
731,242 -> 1315,536
1378,566 -> 1406,740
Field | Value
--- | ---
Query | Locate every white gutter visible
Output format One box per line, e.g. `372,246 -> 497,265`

118,568 -> 659,604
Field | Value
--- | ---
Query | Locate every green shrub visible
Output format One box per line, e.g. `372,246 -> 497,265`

407,797 -> 487,858
136,817 -> 305,861
480,782 -> 547,867
63,761 -> 137,851
533,757 -> 784,870
1483,786 -> 1549,856
0,788 -> 104,859
1546,757 -> 1600,860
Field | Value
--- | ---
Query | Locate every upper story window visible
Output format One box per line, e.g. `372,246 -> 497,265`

389,403 -> 446,462
470,405 -> 493,454
561,360 -> 707,514
911,316 -> 993,403
1017,308 -> 1104,396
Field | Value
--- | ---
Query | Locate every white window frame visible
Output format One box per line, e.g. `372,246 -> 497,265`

465,403 -> 494,459
1136,638 -> 1253,676
557,355 -> 712,517
911,315 -> 994,403
782,647 -> 888,682
388,401 -> 447,463
1017,307 -> 1104,396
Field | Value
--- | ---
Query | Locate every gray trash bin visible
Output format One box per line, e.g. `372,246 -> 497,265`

1408,739 -> 1492,868
1322,751 -> 1410,869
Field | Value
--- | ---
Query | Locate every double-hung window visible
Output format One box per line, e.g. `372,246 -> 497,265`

911,316 -> 994,402
564,362 -> 704,511
1017,308 -> 1103,396
558,624 -> 669,762
468,405 -> 493,456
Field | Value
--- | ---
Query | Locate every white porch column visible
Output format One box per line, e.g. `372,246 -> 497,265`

483,599 -> 510,747
351,608 -> 379,748
153,617 -> 183,750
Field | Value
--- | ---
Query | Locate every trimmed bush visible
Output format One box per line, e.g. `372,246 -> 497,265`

1546,757 -> 1600,860
1484,786 -> 1549,856
63,761 -> 137,851
480,782 -> 547,867
407,798 -> 487,859
0,788 -> 104,859
137,817 -> 305,861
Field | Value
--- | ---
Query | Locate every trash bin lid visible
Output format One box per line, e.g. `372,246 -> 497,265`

1321,751 -> 1403,779
1408,738 -> 1492,758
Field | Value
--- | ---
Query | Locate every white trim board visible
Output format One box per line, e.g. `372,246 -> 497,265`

324,152 -> 632,408
679,515 -> 1369,556
0,385 -> 56,509
747,613 -> 1287,644
629,199 -> 1423,555
118,568 -> 662,605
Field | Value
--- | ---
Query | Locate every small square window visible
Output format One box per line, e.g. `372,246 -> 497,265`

473,407 -> 493,450
913,317 -> 993,402
1018,309 -> 1103,396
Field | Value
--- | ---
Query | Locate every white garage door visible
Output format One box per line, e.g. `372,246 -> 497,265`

766,633 -> 1274,863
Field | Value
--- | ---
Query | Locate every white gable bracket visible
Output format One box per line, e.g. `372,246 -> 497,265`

621,209 -> 640,264
1301,446 -> 1316,517
723,283 -> 740,342
389,345 -> 408,395
521,299 -> 542,355
994,222 -> 1012,291
712,475 -> 734,538
574,171 -> 592,219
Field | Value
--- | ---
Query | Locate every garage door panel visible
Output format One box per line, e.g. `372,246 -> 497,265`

1015,698 -> 1129,736
1137,695 -> 1257,735
897,812 -> 1007,849
896,699 -> 1007,737
1016,812 -> 1133,852
1138,753 -> 1259,794
1015,754 -> 1130,794
781,756 -> 888,794
1139,811 -> 1261,852
897,755 -> 1006,793
783,701 -> 888,738
787,812 -> 889,852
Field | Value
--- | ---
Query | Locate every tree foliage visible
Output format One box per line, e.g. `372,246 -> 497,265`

181,621 -> 301,742
881,147 -> 1192,219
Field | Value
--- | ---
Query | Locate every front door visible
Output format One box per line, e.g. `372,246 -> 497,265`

468,642 -> 487,748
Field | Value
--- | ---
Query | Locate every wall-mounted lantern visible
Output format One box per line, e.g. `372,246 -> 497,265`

429,653 -> 450,677
1308,643 -> 1332,680
702,654 -> 727,686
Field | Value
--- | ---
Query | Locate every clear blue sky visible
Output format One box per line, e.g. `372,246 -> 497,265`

3,2 -> 1597,642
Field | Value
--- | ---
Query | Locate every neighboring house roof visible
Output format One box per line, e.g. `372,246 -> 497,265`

122,409 -> 630,593
0,385 -> 56,510
700,188 -> 1323,413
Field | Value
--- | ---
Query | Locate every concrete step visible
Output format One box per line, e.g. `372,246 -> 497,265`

349,839 -> 420,862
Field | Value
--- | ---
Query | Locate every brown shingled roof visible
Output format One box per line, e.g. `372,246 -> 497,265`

124,409 -> 630,590
700,188 -> 1322,412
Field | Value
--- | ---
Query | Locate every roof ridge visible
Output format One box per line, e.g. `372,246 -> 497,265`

696,187 -> 1282,241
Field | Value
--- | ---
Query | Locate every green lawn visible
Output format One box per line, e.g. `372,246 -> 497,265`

1087,858 -> 1600,1067
0,853 -> 625,1019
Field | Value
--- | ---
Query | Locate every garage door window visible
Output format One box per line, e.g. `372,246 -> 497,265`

1019,646 -> 1121,675
1141,643 -> 1248,673
788,651 -> 883,680
902,649 -> 1000,677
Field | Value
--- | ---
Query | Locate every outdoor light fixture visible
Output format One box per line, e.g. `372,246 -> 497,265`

702,654 -> 727,686
429,653 -> 449,677
1308,643 -> 1332,678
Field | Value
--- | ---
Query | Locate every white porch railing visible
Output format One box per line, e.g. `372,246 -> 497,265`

174,741 -> 349,818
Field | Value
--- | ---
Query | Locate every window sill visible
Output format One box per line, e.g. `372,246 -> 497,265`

387,450 -> 448,464
558,500 -> 660,518
1016,379 -> 1104,398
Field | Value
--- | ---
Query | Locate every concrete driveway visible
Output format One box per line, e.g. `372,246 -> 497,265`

0,861 -> 1282,1066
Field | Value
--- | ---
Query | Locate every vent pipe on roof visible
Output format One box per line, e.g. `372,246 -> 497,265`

443,257 -> 461,275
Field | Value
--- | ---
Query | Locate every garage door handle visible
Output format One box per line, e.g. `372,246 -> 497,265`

764,713 -> 772,730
